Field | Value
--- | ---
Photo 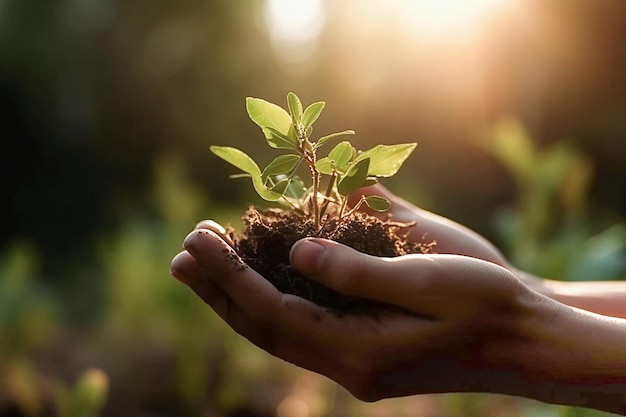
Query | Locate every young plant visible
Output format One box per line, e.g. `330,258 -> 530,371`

210,92 -> 416,229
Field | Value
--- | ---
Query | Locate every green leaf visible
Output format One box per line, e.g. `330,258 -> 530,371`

314,130 -> 355,149
355,143 -> 417,177
211,145 -> 261,176
328,141 -> 355,171
362,177 -> 379,187
270,178 -> 291,195
210,146 -> 283,201
302,101 -> 325,129
263,127 -> 299,150
338,158 -> 370,196
262,154 -> 301,181
246,97 -> 298,148
364,195 -> 391,212
315,157 -> 334,175
287,92 -> 303,125
229,173 -> 251,179
284,176 -> 306,199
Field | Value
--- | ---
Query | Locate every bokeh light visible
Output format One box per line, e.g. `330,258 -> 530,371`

263,0 -> 326,63
396,0 -> 515,40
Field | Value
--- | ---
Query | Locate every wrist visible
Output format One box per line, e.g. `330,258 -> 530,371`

510,294 -> 626,413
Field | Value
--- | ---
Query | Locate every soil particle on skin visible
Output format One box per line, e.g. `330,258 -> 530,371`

222,248 -> 247,272
232,207 -> 434,314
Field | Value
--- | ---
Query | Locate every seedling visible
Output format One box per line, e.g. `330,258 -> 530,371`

211,92 -> 416,229
210,93 -> 426,313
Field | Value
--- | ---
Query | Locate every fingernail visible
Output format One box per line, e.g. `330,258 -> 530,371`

195,220 -> 226,234
170,267 -> 189,284
290,238 -> 327,274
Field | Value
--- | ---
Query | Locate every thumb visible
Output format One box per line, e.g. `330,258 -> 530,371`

289,238 -> 519,317
289,238 -> 433,312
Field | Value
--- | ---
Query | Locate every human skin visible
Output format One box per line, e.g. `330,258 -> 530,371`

170,186 -> 626,413
353,185 -> 626,319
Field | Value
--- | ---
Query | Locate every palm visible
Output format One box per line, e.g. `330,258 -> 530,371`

357,185 -> 510,267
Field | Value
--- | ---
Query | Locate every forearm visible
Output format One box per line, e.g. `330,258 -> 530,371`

520,273 -> 626,319
511,298 -> 626,414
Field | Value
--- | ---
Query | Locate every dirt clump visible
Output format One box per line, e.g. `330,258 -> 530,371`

231,207 -> 434,314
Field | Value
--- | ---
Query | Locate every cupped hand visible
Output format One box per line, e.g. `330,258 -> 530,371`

356,185 -> 555,295
170,224 -> 556,401
356,184 -> 510,267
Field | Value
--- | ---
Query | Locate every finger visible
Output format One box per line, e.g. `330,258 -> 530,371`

172,250 -> 274,349
172,241 -> 442,390
171,250 -> 348,374
194,219 -> 235,247
195,219 -> 226,233
171,250 -> 233,318
182,230 -> 354,352
290,238 -> 518,317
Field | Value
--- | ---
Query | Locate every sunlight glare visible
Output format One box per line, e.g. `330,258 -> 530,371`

263,0 -> 326,63
397,0 -> 512,40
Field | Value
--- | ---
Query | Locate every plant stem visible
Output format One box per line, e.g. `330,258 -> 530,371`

301,139 -> 321,228
319,172 -> 337,219
310,159 -> 320,228
339,197 -> 348,219
342,196 -> 365,218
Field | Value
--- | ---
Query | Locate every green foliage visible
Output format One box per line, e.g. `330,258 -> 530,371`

211,93 -> 416,227
59,369 -> 109,417
482,118 -> 626,281
0,242 -> 60,354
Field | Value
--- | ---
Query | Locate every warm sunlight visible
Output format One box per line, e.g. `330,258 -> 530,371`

263,0 -> 326,63
397,0 -> 514,40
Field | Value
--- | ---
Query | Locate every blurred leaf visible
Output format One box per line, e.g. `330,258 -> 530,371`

66,368 -> 109,417
560,157 -> 594,211
568,223 -> 626,281
284,176 -> 306,199
483,119 -> 536,185
355,143 -> 417,177
4,360 -> 41,416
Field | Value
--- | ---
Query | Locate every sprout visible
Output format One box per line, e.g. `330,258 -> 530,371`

211,92 -> 417,229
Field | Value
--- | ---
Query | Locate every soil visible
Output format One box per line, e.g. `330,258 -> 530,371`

230,206 -> 435,314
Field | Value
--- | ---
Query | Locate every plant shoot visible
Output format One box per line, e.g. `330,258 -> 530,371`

211,93 -> 416,229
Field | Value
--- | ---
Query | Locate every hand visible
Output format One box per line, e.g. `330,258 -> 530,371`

171,222 -> 626,413
356,186 -> 626,319
171,226 -> 553,401
356,185 -> 555,293
355,184 -> 510,265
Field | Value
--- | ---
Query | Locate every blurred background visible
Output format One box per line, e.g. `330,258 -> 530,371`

1,0 -> 625,416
